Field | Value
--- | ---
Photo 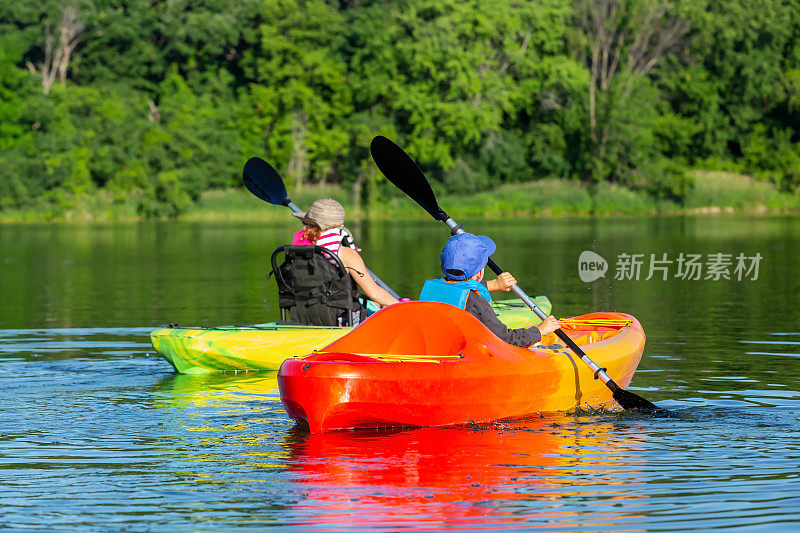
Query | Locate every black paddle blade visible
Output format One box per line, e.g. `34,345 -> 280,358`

612,386 -> 664,413
370,136 -> 446,221
243,157 -> 288,206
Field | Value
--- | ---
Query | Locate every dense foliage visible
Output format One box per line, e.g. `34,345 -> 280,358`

1,0 -> 799,216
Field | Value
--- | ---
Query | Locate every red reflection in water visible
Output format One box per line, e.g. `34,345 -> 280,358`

284,416 -> 648,530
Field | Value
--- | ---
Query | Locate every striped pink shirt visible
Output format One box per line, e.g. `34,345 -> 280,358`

292,229 -> 342,250
315,229 -> 344,252
291,229 -> 351,266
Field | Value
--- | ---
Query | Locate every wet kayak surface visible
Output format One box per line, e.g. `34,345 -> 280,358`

1,216 -> 799,530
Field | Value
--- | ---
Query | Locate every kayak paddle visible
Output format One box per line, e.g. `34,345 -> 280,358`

242,157 -> 400,299
369,136 -> 662,413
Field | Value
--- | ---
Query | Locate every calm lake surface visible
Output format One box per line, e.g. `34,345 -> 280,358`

1,215 -> 799,531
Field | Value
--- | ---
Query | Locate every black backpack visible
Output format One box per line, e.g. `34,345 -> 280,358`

270,245 -> 367,327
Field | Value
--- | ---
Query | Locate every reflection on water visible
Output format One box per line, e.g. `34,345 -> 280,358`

154,372 -> 281,407
283,418 -> 649,530
152,373 -> 292,470
2,216 -> 800,530
281,405 -> 800,531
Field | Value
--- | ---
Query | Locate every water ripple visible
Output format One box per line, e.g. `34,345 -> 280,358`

1,327 -> 800,530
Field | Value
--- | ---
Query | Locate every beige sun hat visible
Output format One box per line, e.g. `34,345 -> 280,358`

292,198 -> 345,231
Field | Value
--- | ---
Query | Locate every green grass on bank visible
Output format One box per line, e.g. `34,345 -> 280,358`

182,179 -> 662,220
184,170 -> 800,220
684,171 -> 800,211
0,189 -> 143,223
431,171 -> 800,218
2,171 -> 799,223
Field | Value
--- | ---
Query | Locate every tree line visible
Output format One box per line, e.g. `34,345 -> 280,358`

1,0 -> 799,217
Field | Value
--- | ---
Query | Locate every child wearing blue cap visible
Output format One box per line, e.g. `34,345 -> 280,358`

418,233 -> 560,348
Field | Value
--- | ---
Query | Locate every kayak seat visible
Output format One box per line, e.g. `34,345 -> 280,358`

270,245 -> 368,327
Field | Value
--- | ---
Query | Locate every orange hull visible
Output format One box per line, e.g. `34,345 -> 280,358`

278,302 -> 645,433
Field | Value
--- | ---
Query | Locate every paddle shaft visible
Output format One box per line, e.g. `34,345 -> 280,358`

442,216 -> 622,392
284,200 -> 400,299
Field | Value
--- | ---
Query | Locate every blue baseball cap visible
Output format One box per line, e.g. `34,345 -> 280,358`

440,233 -> 496,281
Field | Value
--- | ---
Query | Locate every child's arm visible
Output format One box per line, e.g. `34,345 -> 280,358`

486,272 -> 517,292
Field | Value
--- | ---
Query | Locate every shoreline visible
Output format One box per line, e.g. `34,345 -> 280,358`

2,171 -> 798,224
1,203 -> 797,224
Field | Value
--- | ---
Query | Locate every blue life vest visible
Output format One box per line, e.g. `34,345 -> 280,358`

418,278 -> 492,309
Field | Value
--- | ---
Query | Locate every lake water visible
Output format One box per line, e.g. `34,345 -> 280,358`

1,216 -> 799,530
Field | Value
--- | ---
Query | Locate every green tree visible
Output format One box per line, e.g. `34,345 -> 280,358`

667,0 -> 800,190
242,0 -> 352,191
0,39 -> 39,207
573,0 -> 691,199
346,0 -> 584,198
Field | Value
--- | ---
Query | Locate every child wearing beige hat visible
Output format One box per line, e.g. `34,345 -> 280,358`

292,199 -> 400,309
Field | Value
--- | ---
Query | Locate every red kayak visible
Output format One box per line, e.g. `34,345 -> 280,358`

278,301 -> 646,433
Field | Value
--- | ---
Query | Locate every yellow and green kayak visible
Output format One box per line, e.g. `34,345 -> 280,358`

150,297 -> 552,374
